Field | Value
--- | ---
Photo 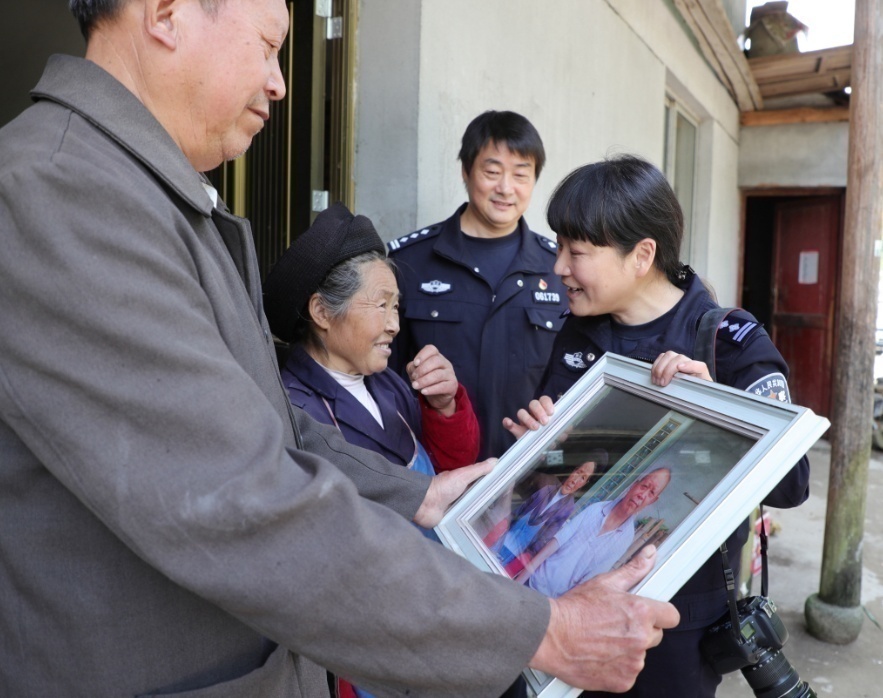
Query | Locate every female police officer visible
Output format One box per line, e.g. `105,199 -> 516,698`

504,155 -> 809,698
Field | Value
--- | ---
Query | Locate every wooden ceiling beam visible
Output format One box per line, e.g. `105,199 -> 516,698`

672,0 -> 763,110
757,70 -> 852,98
748,45 -> 853,100
740,106 -> 850,127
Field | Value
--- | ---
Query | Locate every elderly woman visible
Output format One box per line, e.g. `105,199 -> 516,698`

263,203 -> 480,487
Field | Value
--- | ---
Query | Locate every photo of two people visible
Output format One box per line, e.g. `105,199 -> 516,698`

473,385 -> 755,598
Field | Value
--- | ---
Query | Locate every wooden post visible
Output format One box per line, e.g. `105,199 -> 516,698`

805,0 -> 883,644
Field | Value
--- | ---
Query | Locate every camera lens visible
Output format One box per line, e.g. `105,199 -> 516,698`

740,647 -> 817,698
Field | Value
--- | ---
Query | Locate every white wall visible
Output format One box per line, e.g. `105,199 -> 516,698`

414,0 -> 667,237
355,0 -> 744,300
705,121 -> 742,305
353,0 -> 422,237
739,122 -> 849,189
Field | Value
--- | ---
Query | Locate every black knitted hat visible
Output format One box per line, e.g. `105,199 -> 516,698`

263,202 -> 386,342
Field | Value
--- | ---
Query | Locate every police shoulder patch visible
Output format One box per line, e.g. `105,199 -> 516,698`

533,232 -> 558,254
746,372 -> 791,403
715,310 -> 764,347
387,225 -> 440,252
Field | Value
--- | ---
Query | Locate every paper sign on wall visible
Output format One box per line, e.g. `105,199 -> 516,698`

798,251 -> 819,285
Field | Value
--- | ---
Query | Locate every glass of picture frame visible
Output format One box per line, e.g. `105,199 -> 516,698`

435,353 -> 830,698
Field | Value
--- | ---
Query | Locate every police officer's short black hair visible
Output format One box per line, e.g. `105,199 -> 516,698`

546,155 -> 684,285
458,111 -> 546,179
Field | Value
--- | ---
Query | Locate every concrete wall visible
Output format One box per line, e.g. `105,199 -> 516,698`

413,0 -> 666,236
739,122 -> 849,189
353,0 -> 422,237
705,120 -> 742,300
355,0 -> 745,304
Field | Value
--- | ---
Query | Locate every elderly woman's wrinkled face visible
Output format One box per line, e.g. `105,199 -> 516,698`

323,261 -> 400,376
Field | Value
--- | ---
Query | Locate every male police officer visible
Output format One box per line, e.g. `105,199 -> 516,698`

389,111 -> 568,459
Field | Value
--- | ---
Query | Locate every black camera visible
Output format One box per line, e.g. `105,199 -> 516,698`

701,596 -> 816,698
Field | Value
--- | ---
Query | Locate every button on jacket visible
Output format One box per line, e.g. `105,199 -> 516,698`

389,204 -> 568,459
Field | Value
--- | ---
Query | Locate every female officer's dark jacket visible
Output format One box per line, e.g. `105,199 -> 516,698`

388,204 -> 568,460
537,268 -> 810,627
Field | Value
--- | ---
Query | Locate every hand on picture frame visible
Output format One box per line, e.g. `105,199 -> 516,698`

528,545 -> 680,693
413,459 -> 496,528
502,395 -> 556,439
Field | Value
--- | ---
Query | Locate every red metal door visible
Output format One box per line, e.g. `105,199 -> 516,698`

771,196 -> 841,417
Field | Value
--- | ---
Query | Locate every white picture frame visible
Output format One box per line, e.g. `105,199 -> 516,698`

435,354 -> 829,698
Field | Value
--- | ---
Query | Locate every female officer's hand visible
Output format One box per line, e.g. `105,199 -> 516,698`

501,395 -> 556,439
651,351 -> 712,386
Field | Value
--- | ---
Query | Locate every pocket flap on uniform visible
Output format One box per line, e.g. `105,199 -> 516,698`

403,299 -> 466,323
525,307 -> 566,332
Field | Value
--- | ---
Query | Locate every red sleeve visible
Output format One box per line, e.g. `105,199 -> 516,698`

419,383 -> 481,472
334,678 -> 358,698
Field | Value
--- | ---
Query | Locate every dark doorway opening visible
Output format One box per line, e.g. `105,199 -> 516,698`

742,190 -> 844,418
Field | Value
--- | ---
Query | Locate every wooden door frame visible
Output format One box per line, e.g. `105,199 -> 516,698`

740,187 -> 845,415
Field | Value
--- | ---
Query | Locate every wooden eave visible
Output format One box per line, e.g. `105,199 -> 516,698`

740,105 -> 850,127
748,44 -> 853,100
672,0 -> 764,111
741,45 -> 853,126
672,0 -> 853,127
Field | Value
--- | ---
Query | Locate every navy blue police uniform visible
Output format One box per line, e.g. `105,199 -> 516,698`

388,203 -> 569,460
537,268 -> 810,698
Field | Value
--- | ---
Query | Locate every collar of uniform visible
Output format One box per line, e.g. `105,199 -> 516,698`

432,202 -> 552,274
283,345 -> 410,459
578,271 -> 714,353
31,55 -> 214,218
282,344 -> 342,401
283,343 -> 392,404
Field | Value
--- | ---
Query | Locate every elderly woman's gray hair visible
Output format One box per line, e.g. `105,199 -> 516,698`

295,252 -> 396,354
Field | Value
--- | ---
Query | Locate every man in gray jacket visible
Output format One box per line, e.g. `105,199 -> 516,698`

0,1 -> 678,696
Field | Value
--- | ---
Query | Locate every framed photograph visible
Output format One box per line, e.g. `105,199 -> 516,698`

435,353 -> 829,698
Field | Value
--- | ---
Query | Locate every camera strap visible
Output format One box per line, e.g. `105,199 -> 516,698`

758,504 -> 769,597
719,505 -> 769,641
719,541 -> 741,637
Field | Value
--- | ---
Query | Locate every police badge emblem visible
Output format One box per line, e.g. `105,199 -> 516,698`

420,280 -> 452,295
534,278 -> 560,304
563,351 -> 590,370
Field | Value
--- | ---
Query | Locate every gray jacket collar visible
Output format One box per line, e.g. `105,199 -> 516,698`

31,54 -> 214,217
